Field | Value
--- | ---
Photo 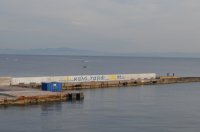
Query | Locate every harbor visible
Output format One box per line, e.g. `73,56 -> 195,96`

0,73 -> 200,106
1,1 -> 200,131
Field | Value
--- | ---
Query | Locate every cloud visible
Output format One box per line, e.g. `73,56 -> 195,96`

0,0 -> 200,53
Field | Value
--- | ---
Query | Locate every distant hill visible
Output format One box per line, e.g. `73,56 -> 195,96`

0,48 -> 199,58
117,52 -> 200,58
0,48 -> 108,56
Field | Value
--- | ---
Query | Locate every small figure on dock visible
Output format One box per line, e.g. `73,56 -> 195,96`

173,73 -> 175,76
167,73 -> 169,76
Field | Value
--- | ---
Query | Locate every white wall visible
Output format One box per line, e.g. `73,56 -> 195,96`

11,73 -> 157,85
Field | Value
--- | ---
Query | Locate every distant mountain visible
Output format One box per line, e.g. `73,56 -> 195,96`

0,48 -> 108,56
0,48 -> 200,58
118,52 -> 200,58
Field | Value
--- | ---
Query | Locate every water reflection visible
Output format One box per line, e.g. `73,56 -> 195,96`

40,103 -> 62,115
1,83 -> 200,131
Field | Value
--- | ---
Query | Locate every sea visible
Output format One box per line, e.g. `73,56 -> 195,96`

0,54 -> 200,132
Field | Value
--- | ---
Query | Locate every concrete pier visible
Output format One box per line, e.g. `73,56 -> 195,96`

7,76 -> 200,90
0,86 -> 84,106
1,74 -> 200,89
59,76 -> 200,90
1,73 -> 200,106
1,73 -> 200,89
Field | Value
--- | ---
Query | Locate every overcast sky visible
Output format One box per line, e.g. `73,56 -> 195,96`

0,0 -> 200,53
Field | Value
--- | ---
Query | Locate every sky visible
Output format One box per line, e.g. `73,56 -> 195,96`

0,0 -> 200,53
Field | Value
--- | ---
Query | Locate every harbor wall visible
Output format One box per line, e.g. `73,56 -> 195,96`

2,74 -> 200,90
11,73 -> 157,85
158,77 -> 200,84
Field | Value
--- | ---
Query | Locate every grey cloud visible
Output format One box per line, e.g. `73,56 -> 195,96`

0,0 -> 200,53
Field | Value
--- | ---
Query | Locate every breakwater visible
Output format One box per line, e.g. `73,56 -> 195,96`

11,73 -> 156,85
157,76 -> 200,84
15,73 -> 156,89
1,73 -> 200,89
1,73 -> 200,106
59,76 -> 200,90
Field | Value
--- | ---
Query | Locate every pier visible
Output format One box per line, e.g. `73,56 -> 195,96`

61,76 -> 200,90
0,86 -> 84,106
1,73 -> 200,106
2,75 -> 200,90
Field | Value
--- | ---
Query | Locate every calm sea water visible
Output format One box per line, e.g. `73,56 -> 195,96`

0,54 -> 200,77
0,55 -> 200,132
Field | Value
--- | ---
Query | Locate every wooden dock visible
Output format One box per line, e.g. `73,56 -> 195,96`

0,87 -> 84,106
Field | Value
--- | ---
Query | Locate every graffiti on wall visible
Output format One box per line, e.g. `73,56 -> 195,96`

66,74 -> 128,82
